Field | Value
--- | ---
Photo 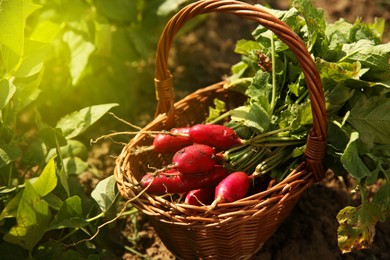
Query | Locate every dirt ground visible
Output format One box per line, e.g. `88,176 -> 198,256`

95,0 -> 390,259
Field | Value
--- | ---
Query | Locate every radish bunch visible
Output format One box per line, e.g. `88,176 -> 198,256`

139,124 -> 253,206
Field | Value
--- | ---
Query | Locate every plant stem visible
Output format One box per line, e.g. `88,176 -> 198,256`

87,212 -> 105,223
270,32 -> 277,114
207,110 -> 231,125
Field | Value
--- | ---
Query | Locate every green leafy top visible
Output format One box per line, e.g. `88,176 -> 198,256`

226,0 -> 390,253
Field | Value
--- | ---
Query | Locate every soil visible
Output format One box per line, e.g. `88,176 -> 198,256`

86,0 -> 390,259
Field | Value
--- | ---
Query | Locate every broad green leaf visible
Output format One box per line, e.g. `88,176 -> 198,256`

128,28 -> 151,60
372,182 -> 390,219
341,132 -> 371,180
0,191 -> 23,220
157,0 -> 190,16
0,143 -> 21,168
206,98 -> 226,123
13,68 -> 43,111
62,157 -> 89,175
29,20 -> 61,43
368,17 -> 385,40
234,39 -> 262,56
32,157 -> 57,197
317,59 -> 364,83
0,0 -> 40,55
48,195 -> 88,230
246,70 -> 273,113
0,79 -> 16,110
348,95 -> 390,146
230,101 -> 270,133
43,193 -> 63,211
39,127 -> 68,149
1,44 -> 21,74
341,40 -> 390,71
91,175 -> 117,212
325,19 -> 353,48
21,138 -> 46,168
350,18 -> 382,44
56,103 -> 118,139
326,83 -> 355,113
94,22 -> 112,57
293,0 -> 327,49
63,30 -> 95,85
3,181 -> 51,251
94,0 -> 137,23
14,39 -> 51,77
337,205 -> 376,253
46,140 -> 88,162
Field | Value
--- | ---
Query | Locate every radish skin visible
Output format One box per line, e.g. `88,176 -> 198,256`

189,124 -> 243,150
140,166 -> 229,195
171,144 -> 218,174
185,187 -> 215,206
152,127 -> 192,153
214,171 -> 250,203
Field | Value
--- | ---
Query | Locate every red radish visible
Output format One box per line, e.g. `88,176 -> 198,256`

171,144 -> 219,174
214,171 -> 251,203
140,166 -> 229,195
185,187 -> 215,206
189,124 -> 243,150
152,127 -> 192,153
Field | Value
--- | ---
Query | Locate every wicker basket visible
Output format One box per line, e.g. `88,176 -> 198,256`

114,0 -> 328,259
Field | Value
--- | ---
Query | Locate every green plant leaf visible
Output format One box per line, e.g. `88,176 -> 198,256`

62,157 -> 89,175
337,205 -> 377,253
246,70 -> 273,113
341,40 -> 390,71
0,79 -> 16,110
317,59 -> 365,83
48,195 -> 88,230
0,191 -> 23,221
0,0 -> 40,56
1,44 -> 21,74
32,157 -> 58,197
43,193 -> 63,211
39,127 -> 68,150
0,143 -> 22,168
56,103 -> 118,139
13,69 -> 44,111
29,20 -> 61,43
94,0 -> 137,23
341,132 -> 371,180
348,95 -> 390,146
91,175 -> 117,213
371,182 -> 390,219
63,30 -> 95,85
46,139 -> 88,162
293,0 -> 327,49
230,101 -> 270,133
157,0 -> 191,16
3,181 -> 51,251
14,39 -> 51,77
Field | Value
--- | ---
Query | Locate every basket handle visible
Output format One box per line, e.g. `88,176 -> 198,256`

153,0 -> 328,181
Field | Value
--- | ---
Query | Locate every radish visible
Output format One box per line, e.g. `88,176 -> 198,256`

184,187 -> 215,206
213,171 -> 251,204
152,127 -> 192,153
171,144 -> 219,174
140,166 -> 230,195
189,124 -> 243,150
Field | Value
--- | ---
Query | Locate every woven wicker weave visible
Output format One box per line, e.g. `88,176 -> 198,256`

114,0 -> 328,259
